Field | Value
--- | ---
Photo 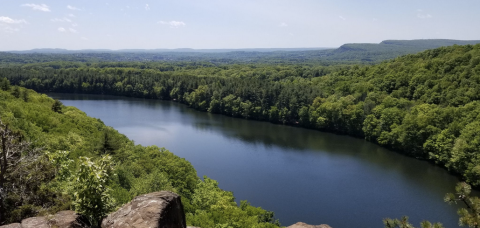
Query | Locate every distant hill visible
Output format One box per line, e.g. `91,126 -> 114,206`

325,39 -> 480,62
7,47 -> 329,54
2,39 -> 480,65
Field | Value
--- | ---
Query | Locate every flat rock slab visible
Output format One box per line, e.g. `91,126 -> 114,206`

21,217 -> 49,228
287,222 -> 332,228
0,224 -> 22,228
1,210 -> 88,228
102,191 -> 186,228
50,210 -> 90,228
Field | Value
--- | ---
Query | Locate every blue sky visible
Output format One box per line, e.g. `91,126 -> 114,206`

1,0 -> 479,50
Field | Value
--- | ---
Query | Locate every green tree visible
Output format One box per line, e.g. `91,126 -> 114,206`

11,86 -> 20,98
0,78 -> 10,91
445,182 -> 480,227
51,99 -> 63,114
72,155 -> 115,227
383,216 -> 443,228
21,89 -> 29,102
0,118 -> 44,224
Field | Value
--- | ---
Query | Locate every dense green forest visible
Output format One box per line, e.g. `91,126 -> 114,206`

2,44 -> 480,189
0,87 -> 281,227
1,39 -> 478,66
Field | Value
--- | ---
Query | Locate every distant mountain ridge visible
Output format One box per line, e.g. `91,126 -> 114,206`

6,47 -> 330,54
2,39 -> 480,64
328,39 -> 480,62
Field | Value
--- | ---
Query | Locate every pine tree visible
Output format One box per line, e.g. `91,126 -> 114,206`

52,99 -> 63,114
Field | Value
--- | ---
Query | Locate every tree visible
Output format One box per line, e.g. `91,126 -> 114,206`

383,216 -> 443,228
72,155 -> 115,227
445,182 -> 480,227
0,119 -> 40,224
51,99 -> 63,114
11,86 -> 20,98
21,89 -> 29,102
0,78 -> 10,91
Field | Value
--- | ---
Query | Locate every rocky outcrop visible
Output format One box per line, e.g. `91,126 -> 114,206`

287,222 -> 332,228
0,211 -> 88,228
20,217 -> 49,228
49,210 -> 90,228
101,191 -> 186,228
0,224 -> 22,228
3,192 -> 330,228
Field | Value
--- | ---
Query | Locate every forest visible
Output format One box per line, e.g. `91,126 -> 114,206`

1,44 -> 480,188
2,43 -> 480,227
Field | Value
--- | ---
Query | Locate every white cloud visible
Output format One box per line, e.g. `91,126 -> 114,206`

67,5 -> 81,11
278,22 -> 288,27
417,13 -> 432,19
81,37 -> 88,40
51,17 -> 72,23
68,14 -> 75,18
0,16 -> 27,24
145,4 -> 150,10
0,25 -> 20,33
417,9 -> 432,19
71,23 -> 78,27
158,20 -> 186,28
339,15 -> 346,21
58,27 -> 78,33
21,3 -> 50,12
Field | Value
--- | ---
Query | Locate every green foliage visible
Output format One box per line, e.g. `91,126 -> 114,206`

51,99 -> 63,113
4,43 -> 480,226
72,155 -> 115,227
6,44 -> 480,186
129,170 -> 176,196
11,86 -> 20,98
383,216 -> 444,228
0,77 -> 10,91
187,176 -> 280,228
445,182 -> 480,227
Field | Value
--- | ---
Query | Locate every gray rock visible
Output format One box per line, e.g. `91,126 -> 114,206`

49,210 -> 90,228
21,217 -> 49,228
287,222 -> 332,228
101,191 -> 186,228
0,223 -> 22,228
2,210 -> 89,228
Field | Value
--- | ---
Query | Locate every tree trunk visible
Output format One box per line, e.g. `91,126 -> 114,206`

0,134 -> 6,224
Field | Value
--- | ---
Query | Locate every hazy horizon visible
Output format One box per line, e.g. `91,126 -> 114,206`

1,0 -> 480,51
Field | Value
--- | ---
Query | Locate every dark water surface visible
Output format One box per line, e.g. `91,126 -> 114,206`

51,93 -> 468,228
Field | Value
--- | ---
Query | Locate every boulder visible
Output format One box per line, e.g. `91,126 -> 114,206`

0,211 -> 88,228
21,217 -> 49,228
101,191 -> 186,228
0,223 -> 22,228
287,222 -> 332,228
49,210 -> 90,228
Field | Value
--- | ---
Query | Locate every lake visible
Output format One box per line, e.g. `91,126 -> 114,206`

50,93 -> 467,228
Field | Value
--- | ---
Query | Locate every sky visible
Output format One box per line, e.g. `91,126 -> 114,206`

0,0 -> 479,50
